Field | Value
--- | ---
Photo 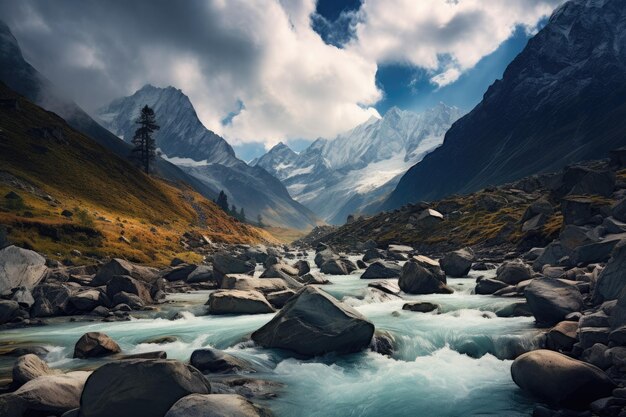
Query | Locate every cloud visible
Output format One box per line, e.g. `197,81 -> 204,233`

0,0 -> 561,148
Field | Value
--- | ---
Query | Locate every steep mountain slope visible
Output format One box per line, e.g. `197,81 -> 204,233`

384,0 -> 626,209
97,85 -> 319,230
253,104 -> 462,224
0,82 -> 274,264
0,20 -> 216,200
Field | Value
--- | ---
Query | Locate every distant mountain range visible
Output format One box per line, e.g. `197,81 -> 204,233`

97,85 -> 319,229
252,104 -> 462,224
383,0 -> 626,210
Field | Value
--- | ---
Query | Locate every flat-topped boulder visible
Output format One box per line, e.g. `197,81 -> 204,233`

0,245 -> 47,296
360,261 -> 401,279
207,290 -> 275,315
398,258 -> 452,295
92,258 -> 159,286
190,348 -> 255,374
221,274 -> 291,293
440,248 -> 474,277
251,286 -> 374,357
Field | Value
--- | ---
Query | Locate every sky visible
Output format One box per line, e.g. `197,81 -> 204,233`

0,0 -> 562,161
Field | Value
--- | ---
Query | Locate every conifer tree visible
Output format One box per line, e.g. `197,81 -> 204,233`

216,190 -> 229,212
131,105 -> 159,174
239,207 -> 246,223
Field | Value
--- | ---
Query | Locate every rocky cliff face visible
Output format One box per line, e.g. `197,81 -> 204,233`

384,0 -> 626,210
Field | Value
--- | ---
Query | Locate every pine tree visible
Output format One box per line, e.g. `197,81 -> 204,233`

216,190 -> 229,212
257,214 -> 264,227
131,105 -> 159,174
239,207 -> 246,223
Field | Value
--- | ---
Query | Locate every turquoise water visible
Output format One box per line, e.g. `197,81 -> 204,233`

0,254 -> 539,416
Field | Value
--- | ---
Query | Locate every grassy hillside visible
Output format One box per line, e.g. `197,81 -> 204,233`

0,82 -> 276,265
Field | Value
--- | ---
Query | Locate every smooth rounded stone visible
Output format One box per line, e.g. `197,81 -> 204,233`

73,332 -> 121,359
69,289 -> 105,311
90,306 -> 109,317
402,302 -> 439,313
293,260 -> 310,276
163,264 -> 197,282
398,259 -> 453,295
31,283 -> 72,317
511,349 -> 616,409
607,347 -> 626,369
579,311 -> 610,328
142,336 -> 179,345
370,331 -> 395,356
221,275 -> 291,293
592,240 -> 626,304
0,300 -> 20,324
492,285 -> 518,297
207,290 -> 275,315
0,245 -> 47,296
11,287 -> 34,308
360,261 -> 401,279
440,247 -> 474,277
260,263 -> 298,279
472,262 -> 496,271
355,259 -> 366,269
79,359 -> 211,417
367,280 -> 400,295
545,321 -> 579,352
92,258 -> 159,286
186,266 -> 213,283
106,275 -> 153,304
496,260 -> 533,285
251,286 -> 375,357
524,278 -> 584,326
164,394 -> 269,417
579,327 -> 610,350
12,354 -> 56,386
362,248 -> 386,263
0,371 -> 90,416
495,302 -> 532,318
112,291 -> 144,310
314,248 -> 338,268
265,290 -> 295,309
475,278 -> 509,295
296,273 -> 329,285
190,348 -> 255,374
581,343 -> 611,370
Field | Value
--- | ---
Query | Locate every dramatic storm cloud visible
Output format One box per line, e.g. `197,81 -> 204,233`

0,0 -> 561,148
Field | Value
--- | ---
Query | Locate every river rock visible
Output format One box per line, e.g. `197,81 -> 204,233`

106,275 -> 153,304
368,280 -> 400,295
398,259 -> 452,295
69,289 -> 105,311
92,258 -> 158,286
190,348 -> 255,374
496,260 -> 533,285
265,290 -> 295,309
363,248 -> 385,263
545,321 -> 579,352
221,275 -> 291,293
212,253 -> 255,283
164,394 -> 269,417
260,263 -> 298,279
0,300 -> 20,324
31,283 -> 71,317
440,248 -> 474,277
73,332 -> 121,359
511,350 -> 615,408
78,359 -> 211,417
524,278 -> 584,326
320,259 -> 349,275
207,290 -> 275,315
533,241 -> 568,271
112,291 -> 144,310
12,354 -> 57,386
0,245 -> 47,296
360,261 -> 401,279
251,286 -> 374,357
296,273 -> 329,285
293,260 -> 310,276
402,302 -> 439,313
475,278 -> 509,295
163,264 -> 197,282
314,248 -> 338,268
592,240 -> 626,303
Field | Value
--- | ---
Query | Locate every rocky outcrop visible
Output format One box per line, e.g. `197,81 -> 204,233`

524,278 -> 583,326
251,286 -> 374,356
0,245 -> 47,296
593,240 -> 626,303
207,290 -> 275,315
496,260 -> 533,285
92,258 -> 158,286
73,332 -> 121,359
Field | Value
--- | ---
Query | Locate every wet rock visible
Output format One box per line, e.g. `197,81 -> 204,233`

293,260 -> 310,276
314,248 -> 338,268
496,260 -> 533,285
164,393 -> 270,417
511,349 -> 615,408
360,261 -> 401,279
296,272 -> 329,285
79,359 -> 211,417
106,275 -> 153,304
0,300 -> 21,324
265,290 -> 295,309
186,266 -> 213,283
207,290 -> 275,315
69,289 -> 106,311
546,321 -> 579,352
592,240 -> 626,303
362,248 -> 386,263
73,332 -> 121,359
320,259 -> 355,275
251,286 -> 374,357
524,278 -> 583,326
31,283 -> 71,317
370,332 -> 395,356
260,263 -> 298,279
581,343 -> 611,370
190,348 -> 255,374
92,258 -> 159,286
2,346 -> 49,358
12,354 -> 57,386
440,248 -> 474,277
402,302 -> 439,313
212,253 -> 255,284
398,259 -> 452,295
221,275 -> 291,294
112,291 -> 144,310
0,245 -> 47,296
475,278 -> 509,295
367,280 -> 400,295
163,264 -> 197,282
142,336 -> 179,345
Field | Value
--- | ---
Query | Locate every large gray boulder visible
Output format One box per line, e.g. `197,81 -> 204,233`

73,332 -> 121,359
106,275 -> 153,304
0,245 -> 47,296
496,260 -> 533,285
511,350 -> 615,408
164,394 -> 269,417
592,240 -> 626,303
162,264 -> 197,282
78,359 -> 211,417
31,283 -> 71,317
320,258 -> 355,275
92,258 -> 158,286
251,286 -> 374,357
189,348 -> 255,374
314,248 -> 338,268
221,275 -> 292,294
207,290 -> 275,315
12,354 -> 57,387
398,259 -> 452,295
360,261 -> 401,279
259,263 -> 299,279
439,248 -> 474,277
524,278 -> 584,326
69,289 -> 106,312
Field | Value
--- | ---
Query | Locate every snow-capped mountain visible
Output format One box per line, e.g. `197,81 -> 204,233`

97,85 -> 319,229
252,103 -> 462,224
383,0 -> 626,210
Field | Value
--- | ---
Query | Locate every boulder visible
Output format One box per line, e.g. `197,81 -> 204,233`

186,266 -> 213,283
106,275 -> 153,304
314,248 -> 337,268
570,237 -> 622,266
521,199 -> 554,223
31,283 -> 71,317
367,280 -> 400,295
415,209 -> 443,227
265,290 -> 295,309
545,321 -> 579,352
402,302 -> 439,313
189,348 -> 255,374
69,289 -> 105,311
592,240 -> 626,303
251,286 -> 374,357
112,291 -> 144,310
207,290 -> 275,315
561,197 -> 593,226
293,260 -> 310,276
212,253 -> 255,284
221,275 -> 291,293
362,248 -> 385,263
296,273 -> 329,285
92,258 -> 158,286
259,263 -> 298,279
78,359 -> 211,417
12,354 -> 56,386
398,259 -> 452,295
475,278 -> 509,295
525,278 -> 583,326
0,245 -> 47,296
320,259 -> 348,275
360,261 -> 401,279
579,327 -> 610,350
440,248 -> 474,277
511,350 -> 615,408
163,264 -> 197,282
581,343 -> 611,370
0,300 -> 20,324
73,332 -> 121,359
496,260 -> 533,285
603,217 -> 626,234
164,394 -> 268,417
387,244 -> 413,254
244,246 -> 269,263
11,287 -> 34,308
533,241 -> 568,271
